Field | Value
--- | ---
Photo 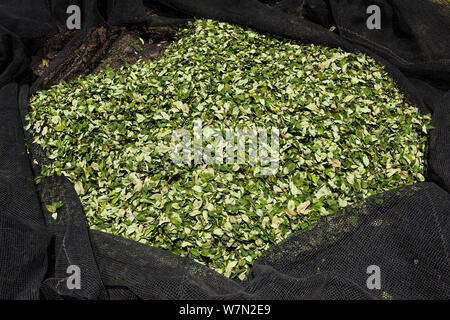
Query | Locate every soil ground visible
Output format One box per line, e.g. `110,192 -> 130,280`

32,25 -> 181,90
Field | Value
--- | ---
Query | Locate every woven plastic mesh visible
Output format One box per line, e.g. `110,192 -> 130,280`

0,0 -> 448,299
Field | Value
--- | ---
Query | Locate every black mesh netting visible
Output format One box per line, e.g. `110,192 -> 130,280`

0,0 -> 448,300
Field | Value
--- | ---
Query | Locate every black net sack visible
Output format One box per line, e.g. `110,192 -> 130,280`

0,0 -> 448,300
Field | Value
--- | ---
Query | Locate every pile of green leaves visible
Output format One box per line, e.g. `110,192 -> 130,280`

26,19 -> 431,279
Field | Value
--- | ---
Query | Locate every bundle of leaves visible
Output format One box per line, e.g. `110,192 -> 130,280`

27,19 -> 431,279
